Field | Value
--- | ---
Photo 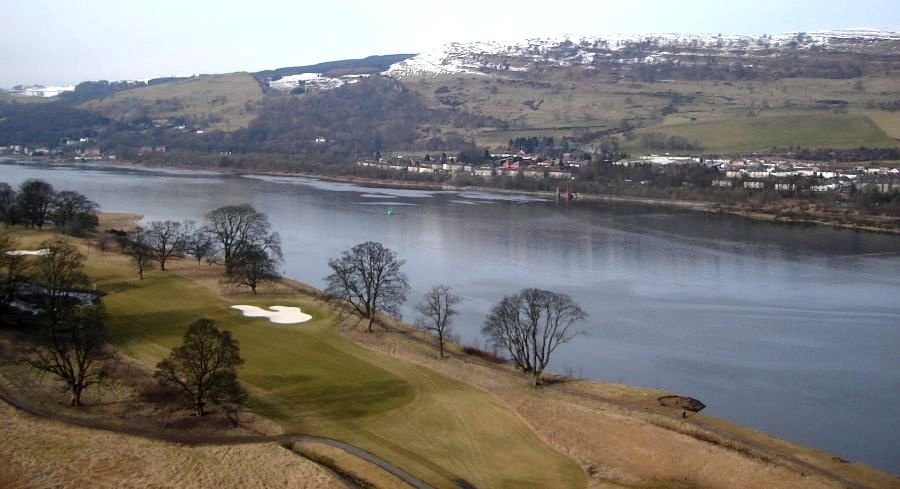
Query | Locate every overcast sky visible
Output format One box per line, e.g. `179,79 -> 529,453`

2,0 -> 898,87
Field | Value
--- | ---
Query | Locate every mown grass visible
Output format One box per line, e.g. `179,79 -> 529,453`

864,111 -> 900,139
13,226 -> 585,489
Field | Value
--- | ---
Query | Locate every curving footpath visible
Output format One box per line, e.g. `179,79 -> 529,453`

0,383 -> 434,489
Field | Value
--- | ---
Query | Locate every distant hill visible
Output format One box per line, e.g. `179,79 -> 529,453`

1,30 -> 898,159
82,73 -> 264,132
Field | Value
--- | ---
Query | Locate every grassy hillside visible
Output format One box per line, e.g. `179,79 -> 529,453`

63,241 -> 585,489
624,113 -> 897,153
402,72 -> 900,152
83,72 -> 263,132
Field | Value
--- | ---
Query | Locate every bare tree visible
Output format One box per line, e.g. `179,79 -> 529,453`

482,288 -> 586,386
226,245 -> 280,295
124,227 -> 154,280
325,241 -> 409,332
414,285 -> 461,358
51,190 -> 99,236
33,238 -> 89,320
17,179 -> 55,229
205,204 -> 281,272
146,220 -> 186,271
27,305 -> 109,406
0,254 -> 27,316
0,182 -> 16,227
154,319 -> 246,416
0,230 -> 29,312
183,221 -> 216,265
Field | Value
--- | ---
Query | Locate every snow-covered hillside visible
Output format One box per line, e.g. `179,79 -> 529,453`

384,28 -> 900,78
5,85 -> 75,97
267,73 -> 368,93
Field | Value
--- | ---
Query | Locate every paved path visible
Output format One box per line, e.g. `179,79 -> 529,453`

0,383 -> 434,489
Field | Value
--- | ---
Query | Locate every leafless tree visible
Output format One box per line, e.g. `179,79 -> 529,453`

27,305 -> 109,406
0,182 -> 15,226
0,229 -> 29,312
50,190 -> 99,236
33,238 -> 89,320
205,204 -> 281,272
17,179 -> 55,229
154,319 -> 246,416
146,220 -> 187,271
0,230 -> 29,311
124,227 -> 154,280
482,288 -> 586,386
226,245 -> 280,295
414,285 -> 461,358
183,221 -> 216,265
325,241 -> 409,332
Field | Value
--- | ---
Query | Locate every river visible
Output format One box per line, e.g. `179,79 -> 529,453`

2,158 -> 898,473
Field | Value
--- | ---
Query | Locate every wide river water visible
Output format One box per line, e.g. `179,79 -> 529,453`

2,158 -> 898,472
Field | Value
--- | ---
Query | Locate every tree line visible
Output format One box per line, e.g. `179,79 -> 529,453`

1,179 -> 99,235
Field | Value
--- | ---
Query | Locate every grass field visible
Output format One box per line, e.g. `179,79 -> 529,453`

82,73 -> 263,132
21,231 -> 583,489
865,110 -> 900,139
624,112 -> 898,153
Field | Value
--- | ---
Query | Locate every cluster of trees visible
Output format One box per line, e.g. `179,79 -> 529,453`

507,136 -> 557,155
122,204 -> 282,294
1,179 -> 99,235
1,234 -> 102,406
325,241 -> 587,385
2,204 -> 248,416
0,101 -> 110,148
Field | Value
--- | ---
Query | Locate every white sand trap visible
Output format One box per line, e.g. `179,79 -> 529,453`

231,305 -> 312,324
5,249 -> 51,256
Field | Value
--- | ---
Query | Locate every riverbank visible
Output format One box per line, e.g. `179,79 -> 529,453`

4,217 -> 897,487
12,156 -> 898,235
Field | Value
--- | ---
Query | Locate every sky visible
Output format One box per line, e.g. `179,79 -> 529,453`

1,0 -> 898,87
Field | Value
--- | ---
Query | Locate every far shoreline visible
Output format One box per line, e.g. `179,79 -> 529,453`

6,155 -> 900,235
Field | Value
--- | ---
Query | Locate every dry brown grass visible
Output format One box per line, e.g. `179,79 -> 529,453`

98,212 -> 143,232
340,321 -> 897,489
83,73 -> 263,132
403,71 -> 900,152
0,401 -> 343,489
293,441 -> 410,489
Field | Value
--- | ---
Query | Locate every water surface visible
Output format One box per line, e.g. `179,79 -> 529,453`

2,158 -> 898,472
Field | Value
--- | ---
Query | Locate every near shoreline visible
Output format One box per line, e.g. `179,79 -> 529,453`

1,215 -> 896,488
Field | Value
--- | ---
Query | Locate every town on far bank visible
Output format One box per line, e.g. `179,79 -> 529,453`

2,135 -> 899,200
358,148 -> 898,195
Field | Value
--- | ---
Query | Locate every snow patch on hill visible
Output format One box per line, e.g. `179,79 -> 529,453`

5,85 -> 75,97
384,28 -> 900,78
267,73 -> 368,93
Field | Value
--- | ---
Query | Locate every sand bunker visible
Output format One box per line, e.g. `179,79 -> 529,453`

231,305 -> 312,324
5,249 -> 51,256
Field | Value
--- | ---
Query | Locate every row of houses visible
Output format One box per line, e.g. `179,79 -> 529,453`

714,174 -> 896,193
357,156 -> 575,180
